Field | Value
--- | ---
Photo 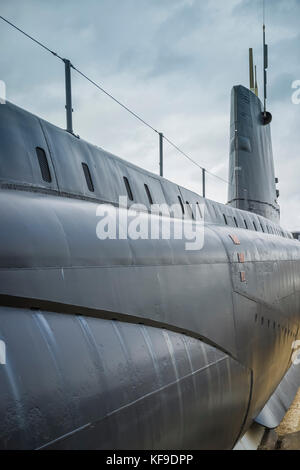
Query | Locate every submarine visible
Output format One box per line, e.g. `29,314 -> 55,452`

0,28 -> 300,450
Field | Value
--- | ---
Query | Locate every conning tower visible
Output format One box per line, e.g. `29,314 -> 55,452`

227,26 -> 279,223
227,85 -> 279,223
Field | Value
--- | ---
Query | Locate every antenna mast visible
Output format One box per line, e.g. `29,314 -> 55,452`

249,48 -> 255,93
254,65 -> 258,96
262,0 -> 272,125
248,49 -> 258,96
263,26 -> 267,116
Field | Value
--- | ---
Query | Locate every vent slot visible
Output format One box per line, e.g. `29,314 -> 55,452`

178,196 -> 185,214
123,176 -> 134,201
186,201 -> 195,220
144,184 -> 153,205
196,202 -> 202,218
36,147 -> 51,183
82,163 -> 94,192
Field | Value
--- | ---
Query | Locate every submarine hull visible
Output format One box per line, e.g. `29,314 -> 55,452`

0,306 -> 251,450
0,87 -> 300,449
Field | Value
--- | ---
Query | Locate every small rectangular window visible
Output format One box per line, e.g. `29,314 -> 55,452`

253,221 -> 257,231
234,217 -> 238,227
144,184 -> 153,205
82,163 -> 94,192
124,176 -> 134,201
36,147 -> 51,183
223,214 -> 228,225
244,219 -> 248,229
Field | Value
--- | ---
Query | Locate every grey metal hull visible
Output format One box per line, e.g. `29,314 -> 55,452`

0,87 -> 299,449
0,307 -> 250,450
0,190 -> 299,449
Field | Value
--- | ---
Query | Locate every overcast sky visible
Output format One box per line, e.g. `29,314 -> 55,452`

0,0 -> 299,230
